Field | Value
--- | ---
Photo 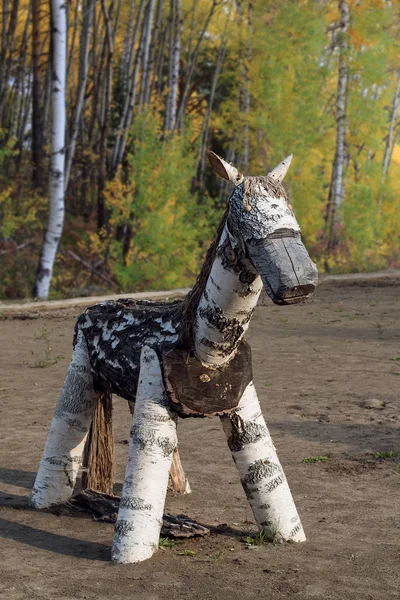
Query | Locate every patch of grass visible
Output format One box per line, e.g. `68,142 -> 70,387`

176,549 -> 196,556
159,538 -> 177,548
31,322 -> 62,368
390,357 -> 400,361
209,550 -> 223,563
394,464 -> 400,474
242,526 -> 281,545
302,456 -> 331,464
373,451 -> 400,460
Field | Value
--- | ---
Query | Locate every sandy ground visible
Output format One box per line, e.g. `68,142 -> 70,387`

0,281 -> 399,600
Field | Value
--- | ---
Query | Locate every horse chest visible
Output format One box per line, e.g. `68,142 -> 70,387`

163,341 -> 253,417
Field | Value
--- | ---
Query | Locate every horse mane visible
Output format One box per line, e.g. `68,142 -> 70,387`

179,210 -> 228,350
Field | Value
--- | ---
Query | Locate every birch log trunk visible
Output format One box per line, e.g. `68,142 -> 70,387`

30,330 -> 99,508
33,0 -> 67,300
327,0 -> 349,252
220,382 -> 306,542
111,346 -> 177,564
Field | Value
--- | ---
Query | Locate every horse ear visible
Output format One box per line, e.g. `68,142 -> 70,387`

268,154 -> 293,183
208,151 -> 244,185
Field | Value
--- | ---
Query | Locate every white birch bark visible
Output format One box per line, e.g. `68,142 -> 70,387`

111,345 -> 177,564
30,330 -> 99,508
165,0 -> 181,131
64,0 -> 94,191
138,0 -> 156,107
220,382 -> 306,542
33,0 -> 67,299
327,0 -> 349,250
194,226 -> 263,367
111,0 -> 146,171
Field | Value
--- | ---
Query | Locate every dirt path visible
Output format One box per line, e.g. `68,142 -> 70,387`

0,282 -> 399,600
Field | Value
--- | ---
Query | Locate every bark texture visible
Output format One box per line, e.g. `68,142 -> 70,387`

111,345 -> 177,564
326,0 -> 349,251
33,0 -> 67,299
220,382 -> 306,542
29,330 -> 99,508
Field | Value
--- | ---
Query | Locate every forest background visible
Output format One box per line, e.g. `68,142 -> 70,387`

0,0 -> 399,300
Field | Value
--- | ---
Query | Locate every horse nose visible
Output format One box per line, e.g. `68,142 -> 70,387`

281,283 -> 316,301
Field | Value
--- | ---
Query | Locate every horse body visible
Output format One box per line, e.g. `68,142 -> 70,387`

30,151 -> 318,564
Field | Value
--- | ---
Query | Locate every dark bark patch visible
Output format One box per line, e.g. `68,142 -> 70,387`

289,522 -> 302,538
114,519 -> 135,540
163,341 -> 252,417
130,425 -> 175,457
119,496 -> 152,511
227,419 -> 267,452
241,459 -> 282,491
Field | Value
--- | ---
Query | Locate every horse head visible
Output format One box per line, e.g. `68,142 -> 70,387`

208,151 -> 318,305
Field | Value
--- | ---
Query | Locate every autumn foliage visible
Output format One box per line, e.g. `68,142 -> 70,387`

0,0 -> 400,299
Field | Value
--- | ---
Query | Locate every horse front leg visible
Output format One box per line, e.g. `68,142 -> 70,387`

220,382 -> 306,543
30,329 -> 99,508
112,345 -> 177,564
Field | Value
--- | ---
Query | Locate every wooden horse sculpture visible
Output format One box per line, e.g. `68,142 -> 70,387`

30,152 -> 318,563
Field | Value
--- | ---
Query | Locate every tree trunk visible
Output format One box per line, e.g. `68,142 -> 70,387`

382,71 -> 400,182
138,0 -> 156,107
31,0 -> 44,189
175,0 -> 218,131
326,0 -> 349,252
33,0 -> 67,300
164,0 -> 181,131
111,0 -> 146,172
64,0 -> 94,192
97,0 -> 115,230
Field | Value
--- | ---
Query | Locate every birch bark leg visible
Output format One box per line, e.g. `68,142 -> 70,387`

30,330 -> 99,508
111,345 -> 177,564
33,0 -> 67,299
220,382 -> 306,543
128,400 -> 190,494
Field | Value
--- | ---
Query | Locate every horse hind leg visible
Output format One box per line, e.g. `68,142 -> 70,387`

30,328 -> 99,508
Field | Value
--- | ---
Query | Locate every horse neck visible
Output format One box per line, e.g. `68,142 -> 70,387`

193,224 -> 263,367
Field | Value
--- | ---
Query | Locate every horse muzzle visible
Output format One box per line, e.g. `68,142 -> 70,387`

247,230 -> 318,305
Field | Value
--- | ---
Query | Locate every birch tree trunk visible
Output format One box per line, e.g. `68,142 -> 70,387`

111,0 -> 146,171
33,0 -> 67,300
326,0 -> 349,252
382,71 -> 400,183
164,0 -> 181,132
112,345 -> 177,564
220,382 -> 306,542
31,0 -> 44,190
138,0 -> 156,107
175,0 -> 218,131
64,0 -> 94,192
